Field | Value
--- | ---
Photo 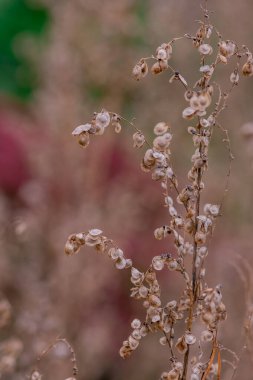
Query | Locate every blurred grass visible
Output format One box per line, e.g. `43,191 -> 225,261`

0,0 -> 48,101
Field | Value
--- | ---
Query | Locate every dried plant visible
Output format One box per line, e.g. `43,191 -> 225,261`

65,2 -> 252,380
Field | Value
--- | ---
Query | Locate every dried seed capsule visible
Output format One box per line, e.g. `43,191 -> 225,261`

182,107 -> 196,119
72,123 -> 92,136
242,61 -> 253,77
230,70 -> 239,84
184,332 -> 196,345
175,336 -> 187,354
96,110 -> 110,128
132,59 -> 148,80
131,319 -> 141,329
153,122 -> 169,135
30,371 -> 42,380
152,256 -> 164,270
133,131 -> 145,148
77,132 -> 90,148
198,43 -> 213,55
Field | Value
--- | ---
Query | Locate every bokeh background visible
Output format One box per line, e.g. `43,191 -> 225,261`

0,0 -> 253,379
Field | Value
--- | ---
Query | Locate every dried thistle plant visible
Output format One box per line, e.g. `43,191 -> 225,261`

65,2 -> 252,379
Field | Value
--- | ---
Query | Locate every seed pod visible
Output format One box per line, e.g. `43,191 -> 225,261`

30,371 -> 42,380
182,107 -> 196,119
133,131 -> 145,148
195,231 -> 206,244
152,256 -> 165,270
96,110 -> 110,128
153,121 -> 169,135
175,336 -> 187,354
230,70 -> 239,84
184,332 -> 196,345
151,59 -> 168,74
242,61 -> 253,77
198,43 -> 213,55
72,123 -> 92,136
77,132 -> 90,148
132,59 -> 148,80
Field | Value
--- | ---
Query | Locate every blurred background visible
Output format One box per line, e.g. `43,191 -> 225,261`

0,0 -> 253,379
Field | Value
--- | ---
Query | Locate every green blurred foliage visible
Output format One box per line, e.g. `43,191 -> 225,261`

0,0 -> 48,101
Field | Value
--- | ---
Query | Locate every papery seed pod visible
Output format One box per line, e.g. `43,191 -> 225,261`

132,329 -> 142,340
96,110 -> 110,128
199,65 -> 214,76
166,167 -> 174,179
125,259 -> 133,268
149,295 -> 161,307
131,319 -> 141,329
113,122 -> 122,133
209,204 -> 220,216
119,345 -> 131,359
65,234 -> 85,255
115,257 -> 126,269
182,107 -> 196,119
151,61 -> 163,74
156,48 -> 167,60
165,43 -> 173,56
167,300 -> 177,309
128,335 -> 139,350
184,90 -> 194,101
242,61 -> 253,77
78,132 -> 90,148
132,59 -> 148,80
152,256 -> 165,270
164,196 -> 173,206
148,308 -> 161,323
151,59 -> 168,74
152,168 -> 166,181
131,267 -> 143,280
111,248 -> 123,260
140,325 -> 149,337
184,333 -> 196,345
139,285 -> 148,298
175,336 -> 187,354
200,118 -> 210,128
219,54 -> 228,64
154,227 -> 165,240
94,125 -> 105,135
198,246 -> 208,258
198,44 -> 213,55
230,70 -> 239,84
219,41 -> 236,58
195,231 -> 206,244
169,206 -> 177,217
174,217 -> 184,228
168,260 -> 178,271
133,131 -> 145,148
188,126 -> 197,135
153,133 -> 172,151
184,219 -> 194,234
72,123 -> 92,136
206,25 -> 213,38
89,229 -> 103,237
30,370 -> 42,380
154,121 -> 169,135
